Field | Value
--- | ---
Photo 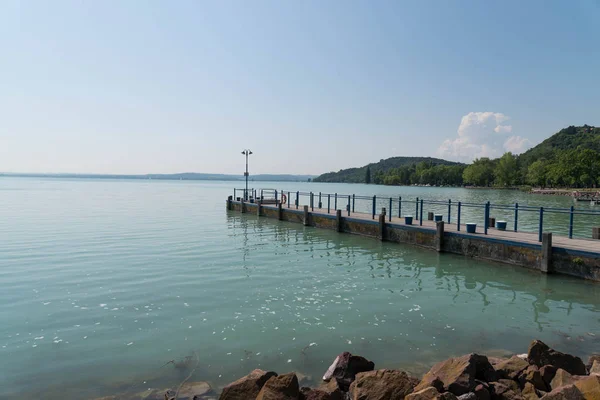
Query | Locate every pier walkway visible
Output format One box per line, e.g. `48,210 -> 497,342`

264,203 -> 600,254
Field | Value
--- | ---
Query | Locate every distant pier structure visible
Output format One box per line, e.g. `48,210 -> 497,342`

228,189 -> 600,282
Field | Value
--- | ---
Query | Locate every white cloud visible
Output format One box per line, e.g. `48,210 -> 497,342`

503,135 -> 531,153
437,112 -> 532,161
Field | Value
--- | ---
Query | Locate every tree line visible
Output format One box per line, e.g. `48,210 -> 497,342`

366,147 -> 600,188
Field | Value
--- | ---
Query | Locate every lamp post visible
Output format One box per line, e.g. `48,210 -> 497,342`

241,149 -> 252,200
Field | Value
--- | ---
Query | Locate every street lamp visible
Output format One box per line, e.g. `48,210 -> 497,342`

241,149 -> 253,200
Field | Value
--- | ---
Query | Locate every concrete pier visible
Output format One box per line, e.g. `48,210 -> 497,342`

228,199 -> 600,282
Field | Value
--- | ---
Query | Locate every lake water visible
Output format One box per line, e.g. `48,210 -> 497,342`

1,177 -> 600,399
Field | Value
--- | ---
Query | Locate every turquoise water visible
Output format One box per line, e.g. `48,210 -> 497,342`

1,178 -> 599,399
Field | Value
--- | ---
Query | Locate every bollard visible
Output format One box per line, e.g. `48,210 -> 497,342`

541,232 -> 552,273
303,205 -> 309,226
435,221 -> 444,252
488,217 -> 496,228
593,227 -> 600,240
278,202 -> 283,220
428,212 -> 434,221
379,212 -> 386,241
336,209 -> 342,233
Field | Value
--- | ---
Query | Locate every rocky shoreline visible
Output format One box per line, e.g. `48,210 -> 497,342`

108,339 -> 600,400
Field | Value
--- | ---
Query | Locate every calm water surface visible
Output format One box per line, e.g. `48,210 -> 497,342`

1,178 -> 599,399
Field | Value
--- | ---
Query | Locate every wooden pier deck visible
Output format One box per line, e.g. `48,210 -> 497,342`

263,203 -> 600,254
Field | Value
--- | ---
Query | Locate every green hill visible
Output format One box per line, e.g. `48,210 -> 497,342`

314,157 -> 462,183
518,125 -> 600,166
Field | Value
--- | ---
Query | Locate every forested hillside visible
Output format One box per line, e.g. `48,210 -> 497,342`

313,125 -> 600,188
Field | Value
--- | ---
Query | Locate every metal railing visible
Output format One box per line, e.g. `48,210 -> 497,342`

231,189 -> 600,242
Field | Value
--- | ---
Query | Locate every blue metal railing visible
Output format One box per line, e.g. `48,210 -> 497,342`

232,188 -> 600,242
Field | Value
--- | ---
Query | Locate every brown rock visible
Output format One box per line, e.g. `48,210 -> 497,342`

316,379 -> 344,399
489,381 -> 524,400
527,340 -> 587,376
439,394 -> 458,400
325,352 -> 375,391
415,354 -> 497,396
540,384 -> 584,400
405,387 -> 441,400
474,384 -> 491,400
518,366 -> 548,392
256,373 -> 300,400
587,356 -> 600,373
349,369 -> 417,400
301,388 -> 339,400
219,369 -> 277,400
590,361 -> 600,376
539,366 -> 558,389
573,375 -> 600,400
549,369 -> 575,391
522,383 -> 540,400
497,356 -> 530,380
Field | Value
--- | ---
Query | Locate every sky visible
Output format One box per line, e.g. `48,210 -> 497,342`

1,1 -> 600,175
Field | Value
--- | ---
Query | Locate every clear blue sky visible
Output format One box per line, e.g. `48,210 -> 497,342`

2,1 -> 599,175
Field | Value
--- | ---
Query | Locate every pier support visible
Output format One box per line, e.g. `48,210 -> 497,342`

435,221 -> 444,252
379,208 -> 386,241
278,202 -> 283,220
257,201 -> 262,217
241,199 -> 246,214
227,196 -> 232,211
303,205 -> 309,226
541,232 -> 552,273
336,209 -> 342,232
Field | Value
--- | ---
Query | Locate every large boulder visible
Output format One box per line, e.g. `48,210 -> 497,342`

549,369 -> 576,391
349,369 -> 417,400
415,354 -> 497,396
405,387 -> 441,400
573,375 -> 600,400
488,380 -> 524,400
323,352 -> 375,391
539,366 -> 558,389
518,366 -> 548,392
496,357 -> 530,380
540,384 -> 583,400
527,341 -> 586,376
590,361 -> 600,376
219,369 -> 277,400
314,379 -> 344,400
300,387 -> 341,400
522,382 -> 540,400
587,356 -> 600,373
256,373 -> 300,400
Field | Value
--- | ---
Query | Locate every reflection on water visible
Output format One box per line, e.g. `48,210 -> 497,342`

0,178 -> 599,399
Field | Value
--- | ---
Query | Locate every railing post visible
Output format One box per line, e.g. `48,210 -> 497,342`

419,199 -> 423,226
415,197 -> 419,220
569,206 -> 574,239
352,194 -> 355,212
448,199 -> 451,223
310,192 -> 314,211
514,203 -> 519,232
327,194 -> 331,213
319,192 -> 322,208
457,201 -> 461,231
484,202 -> 490,235
372,196 -> 376,219
538,207 -> 544,242
234,188 -> 236,199
296,191 -> 299,209
398,196 -> 402,218
275,190 -> 278,203
334,193 -> 338,210
288,191 -> 291,208
347,196 -> 351,216
389,197 -> 392,222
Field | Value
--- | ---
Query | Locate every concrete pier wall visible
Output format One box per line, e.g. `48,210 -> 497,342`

229,201 -> 600,282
